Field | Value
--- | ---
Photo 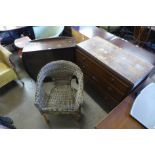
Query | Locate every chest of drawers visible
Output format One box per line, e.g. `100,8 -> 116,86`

75,36 -> 154,110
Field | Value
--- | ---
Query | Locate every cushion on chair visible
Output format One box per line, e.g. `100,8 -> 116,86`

0,61 -> 9,72
0,45 -> 12,67
0,62 -> 17,88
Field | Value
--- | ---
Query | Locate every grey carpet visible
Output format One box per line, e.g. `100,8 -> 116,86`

0,53 -> 107,129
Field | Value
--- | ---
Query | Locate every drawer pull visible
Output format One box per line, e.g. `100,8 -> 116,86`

91,75 -> 98,82
82,57 -> 86,61
110,78 -> 115,82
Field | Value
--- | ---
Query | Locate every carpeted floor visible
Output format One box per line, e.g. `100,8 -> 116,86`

0,53 -> 108,129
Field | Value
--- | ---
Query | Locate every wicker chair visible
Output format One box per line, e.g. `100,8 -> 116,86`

35,60 -> 84,123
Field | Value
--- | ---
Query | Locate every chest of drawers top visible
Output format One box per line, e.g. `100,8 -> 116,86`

23,37 -> 76,53
77,36 -> 154,85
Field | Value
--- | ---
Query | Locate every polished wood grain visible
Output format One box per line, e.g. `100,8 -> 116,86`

22,37 -> 76,80
72,26 -> 155,65
96,77 -> 153,129
71,27 -> 155,128
96,94 -> 145,129
23,37 -> 76,52
77,36 -> 154,86
75,35 -> 154,110
76,49 -> 129,98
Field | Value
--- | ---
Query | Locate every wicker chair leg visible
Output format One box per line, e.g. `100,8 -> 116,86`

43,114 -> 50,124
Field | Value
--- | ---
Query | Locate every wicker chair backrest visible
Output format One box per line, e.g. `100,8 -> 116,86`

37,60 -> 83,84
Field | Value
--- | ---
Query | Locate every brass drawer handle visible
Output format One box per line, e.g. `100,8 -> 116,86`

110,78 -> 115,82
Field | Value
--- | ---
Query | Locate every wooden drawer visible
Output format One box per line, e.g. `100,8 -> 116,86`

76,49 -> 132,93
89,73 -> 125,101
84,74 -> 119,110
78,59 -> 125,101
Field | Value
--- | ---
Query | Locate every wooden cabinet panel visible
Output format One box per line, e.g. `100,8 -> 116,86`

22,37 -> 76,80
76,49 -> 132,93
77,58 -> 125,101
84,74 -> 118,110
75,37 -> 153,110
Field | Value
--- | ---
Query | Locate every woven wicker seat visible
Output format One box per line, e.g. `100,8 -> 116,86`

35,60 -> 84,123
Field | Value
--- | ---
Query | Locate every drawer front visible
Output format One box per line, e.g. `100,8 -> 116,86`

84,74 -> 119,110
89,73 -> 125,101
76,49 -> 132,93
79,60 -> 125,101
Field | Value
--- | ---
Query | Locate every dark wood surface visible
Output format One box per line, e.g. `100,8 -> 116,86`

95,78 -> 153,129
75,36 -> 153,110
75,48 -> 129,109
23,37 -> 76,52
72,26 -> 155,65
22,37 -> 76,80
77,36 -> 154,86
96,78 -> 153,129
96,94 -> 145,129
76,49 -> 130,93
71,27 -> 155,128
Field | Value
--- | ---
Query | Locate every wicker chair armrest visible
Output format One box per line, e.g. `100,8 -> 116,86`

35,83 -> 45,113
76,88 -> 83,105
75,71 -> 84,105
35,69 -> 48,112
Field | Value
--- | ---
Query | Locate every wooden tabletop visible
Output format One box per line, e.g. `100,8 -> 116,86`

71,27 -> 155,129
96,78 -> 153,129
77,36 -> 154,85
96,94 -> 145,129
23,37 -> 76,52
72,26 -> 155,65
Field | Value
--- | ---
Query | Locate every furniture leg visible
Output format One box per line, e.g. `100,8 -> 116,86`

43,113 -> 50,124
